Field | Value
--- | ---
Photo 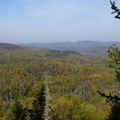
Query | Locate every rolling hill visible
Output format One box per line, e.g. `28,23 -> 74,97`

23,41 -> 120,56
0,42 -> 118,120
0,43 -> 25,51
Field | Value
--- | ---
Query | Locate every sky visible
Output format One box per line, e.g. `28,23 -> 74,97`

0,0 -> 120,43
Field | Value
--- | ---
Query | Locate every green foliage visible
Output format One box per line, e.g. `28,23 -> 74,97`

12,100 -> 26,120
108,45 -> 120,81
27,86 -> 45,120
50,96 -> 75,120
98,45 -> 120,120
0,48 -> 117,120
78,103 -> 108,120
50,96 -> 108,120
107,45 -> 120,120
107,104 -> 120,120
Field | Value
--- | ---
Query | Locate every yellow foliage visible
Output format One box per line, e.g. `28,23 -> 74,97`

50,97 -> 75,120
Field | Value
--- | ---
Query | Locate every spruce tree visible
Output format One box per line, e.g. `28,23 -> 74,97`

12,100 -> 26,120
28,85 -> 46,120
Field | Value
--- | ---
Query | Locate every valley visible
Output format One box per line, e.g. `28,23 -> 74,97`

0,43 -> 118,120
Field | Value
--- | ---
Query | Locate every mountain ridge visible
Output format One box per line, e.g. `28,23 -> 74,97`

22,41 -> 120,56
0,43 -> 25,51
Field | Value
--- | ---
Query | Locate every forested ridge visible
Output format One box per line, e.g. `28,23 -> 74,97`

0,44 -> 119,120
0,0 -> 120,119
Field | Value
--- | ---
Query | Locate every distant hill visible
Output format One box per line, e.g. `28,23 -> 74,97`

0,43 -> 25,51
23,41 -> 120,56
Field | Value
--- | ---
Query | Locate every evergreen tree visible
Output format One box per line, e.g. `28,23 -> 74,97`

12,100 -> 26,120
110,0 -> 120,19
98,2 -> 120,119
108,45 -> 120,81
28,85 -> 46,120
107,45 -> 120,120
107,104 -> 120,120
98,45 -> 120,120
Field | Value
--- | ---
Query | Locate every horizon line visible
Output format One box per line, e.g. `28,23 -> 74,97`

0,40 -> 120,45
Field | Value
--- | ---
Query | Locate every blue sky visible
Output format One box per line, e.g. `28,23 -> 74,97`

0,0 -> 120,43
